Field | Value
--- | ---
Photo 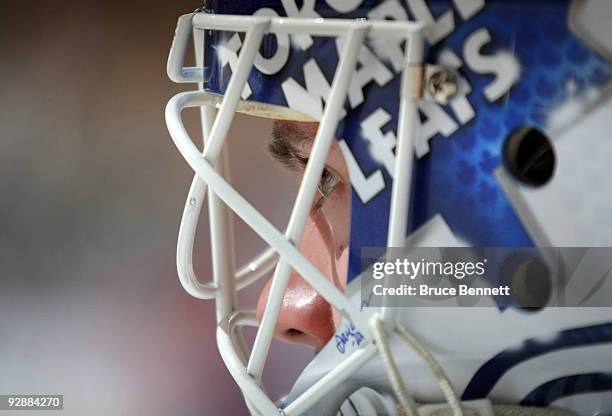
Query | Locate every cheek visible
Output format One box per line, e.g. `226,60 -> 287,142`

312,184 -> 351,330
331,247 -> 349,328
307,209 -> 343,288
305,210 -> 349,330
319,184 -> 351,257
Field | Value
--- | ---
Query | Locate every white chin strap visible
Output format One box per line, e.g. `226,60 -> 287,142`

370,314 -> 463,416
334,314 -> 576,416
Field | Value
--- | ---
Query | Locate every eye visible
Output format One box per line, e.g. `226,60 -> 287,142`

317,168 -> 340,200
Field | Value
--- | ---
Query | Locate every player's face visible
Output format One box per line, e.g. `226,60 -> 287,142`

255,120 -> 351,351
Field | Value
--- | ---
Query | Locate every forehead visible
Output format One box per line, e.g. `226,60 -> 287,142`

273,120 -> 318,144
271,120 -> 350,178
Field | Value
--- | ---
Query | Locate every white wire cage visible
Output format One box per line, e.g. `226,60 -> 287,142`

165,11 -> 427,415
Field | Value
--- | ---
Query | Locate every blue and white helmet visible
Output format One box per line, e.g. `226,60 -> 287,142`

165,1 -> 612,415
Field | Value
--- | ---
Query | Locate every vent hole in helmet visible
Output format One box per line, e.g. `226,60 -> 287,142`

503,127 -> 555,186
502,254 -> 551,311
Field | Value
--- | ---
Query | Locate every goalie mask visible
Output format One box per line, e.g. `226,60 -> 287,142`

165,1 -> 612,415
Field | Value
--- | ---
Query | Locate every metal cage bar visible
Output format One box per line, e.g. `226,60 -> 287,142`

192,12 -> 424,37
381,29 -> 425,328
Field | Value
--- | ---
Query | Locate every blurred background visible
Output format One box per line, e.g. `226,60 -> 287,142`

0,1 -> 313,414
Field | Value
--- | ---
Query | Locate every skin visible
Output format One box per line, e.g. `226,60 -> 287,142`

255,120 -> 352,351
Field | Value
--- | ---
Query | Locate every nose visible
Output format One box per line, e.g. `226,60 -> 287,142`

256,273 -> 336,350
255,212 -> 345,350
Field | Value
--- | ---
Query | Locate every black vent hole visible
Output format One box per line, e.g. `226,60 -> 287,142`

503,127 -> 555,186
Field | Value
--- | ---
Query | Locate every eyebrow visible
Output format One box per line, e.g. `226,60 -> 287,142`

267,120 -> 314,173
